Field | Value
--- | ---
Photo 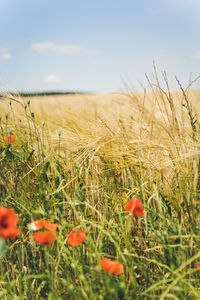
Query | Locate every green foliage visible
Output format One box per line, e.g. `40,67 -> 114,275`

0,83 -> 200,299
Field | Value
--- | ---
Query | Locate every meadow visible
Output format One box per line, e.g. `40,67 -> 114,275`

0,73 -> 200,299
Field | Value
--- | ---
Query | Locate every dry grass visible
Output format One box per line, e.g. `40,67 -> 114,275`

1,87 -> 200,170
1,74 -> 200,298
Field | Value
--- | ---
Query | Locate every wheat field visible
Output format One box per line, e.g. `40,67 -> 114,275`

0,75 -> 200,299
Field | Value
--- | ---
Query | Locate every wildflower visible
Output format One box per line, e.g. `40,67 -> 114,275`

30,220 -> 57,231
6,135 -> 16,143
125,198 -> 145,216
0,207 -> 20,239
195,262 -> 200,269
67,229 -> 85,247
101,258 -> 124,275
30,220 -> 58,246
33,231 -> 57,246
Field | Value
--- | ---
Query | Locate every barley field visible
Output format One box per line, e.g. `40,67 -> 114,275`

0,75 -> 200,299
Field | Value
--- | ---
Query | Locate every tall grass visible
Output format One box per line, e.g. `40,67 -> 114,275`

0,72 -> 200,299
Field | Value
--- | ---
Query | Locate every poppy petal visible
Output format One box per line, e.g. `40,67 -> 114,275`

195,262 -> 200,269
101,258 -> 124,275
125,198 -> 145,216
6,135 -> 16,143
31,220 -> 57,231
33,231 -> 57,246
67,229 -> 86,247
0,207 -> 20,239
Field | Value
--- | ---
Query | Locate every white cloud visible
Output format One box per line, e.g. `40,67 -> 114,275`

0,46 -> 12,60
45,74 -> 62,83
32,42 -> 81,54
149,0 -> 200,15
171,0 -> 200,7
1,53 -> 12,60
192,51 -> 200,59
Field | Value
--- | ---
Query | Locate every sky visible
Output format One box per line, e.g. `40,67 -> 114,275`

1,0 -> 200,93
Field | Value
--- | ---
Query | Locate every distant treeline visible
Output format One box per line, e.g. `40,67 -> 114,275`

0,91 -> 89,97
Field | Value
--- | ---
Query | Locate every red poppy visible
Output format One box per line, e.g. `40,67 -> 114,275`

30,220 -> 57,231
33,231 -> 57,246
101,258 -> 124,275
67,229 -> 85,247
125,198 -> 145,216
0,207 -> 20,239
6,135 -> 16,143
195,263 -> 200,269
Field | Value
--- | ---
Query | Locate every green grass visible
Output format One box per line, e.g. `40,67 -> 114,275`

0,74 -> 200,299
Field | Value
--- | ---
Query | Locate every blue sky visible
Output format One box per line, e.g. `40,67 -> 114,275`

0,0 -> 200,93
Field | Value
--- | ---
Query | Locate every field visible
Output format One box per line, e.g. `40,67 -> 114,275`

1,75 -> 200,299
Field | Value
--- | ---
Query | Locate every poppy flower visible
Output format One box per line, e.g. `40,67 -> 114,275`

33,231 -> 57,246
125,198 -> 145,216
6,135 -> 16,143
195,263 -> 200,269
101,258 -> 124,275
30,220 -> 57,231
67,229 -> 85,247
0,207 -> 20,239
